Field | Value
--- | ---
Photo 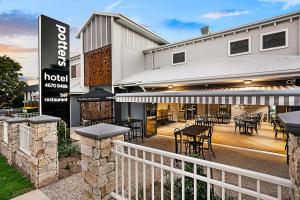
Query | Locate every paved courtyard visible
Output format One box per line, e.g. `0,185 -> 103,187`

158,121 -> 287,154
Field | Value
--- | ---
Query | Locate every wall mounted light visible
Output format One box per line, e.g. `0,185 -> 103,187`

243,80 -> 252,84
168,85 -> 173,89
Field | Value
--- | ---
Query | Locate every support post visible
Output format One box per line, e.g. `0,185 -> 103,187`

75,123 -> 129,200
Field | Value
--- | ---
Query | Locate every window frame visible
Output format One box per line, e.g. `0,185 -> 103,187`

71,65 -> 77,78
228,37 -> 251,57
171,50 -> 186,65
260,28 -> 288,52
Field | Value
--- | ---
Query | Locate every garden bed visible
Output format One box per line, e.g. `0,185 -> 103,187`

59,154 -> 81,180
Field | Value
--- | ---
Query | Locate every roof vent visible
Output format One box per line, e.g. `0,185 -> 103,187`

201,26 -> 210,35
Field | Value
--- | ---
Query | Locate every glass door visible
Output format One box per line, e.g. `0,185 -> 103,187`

146,103 -> 157,136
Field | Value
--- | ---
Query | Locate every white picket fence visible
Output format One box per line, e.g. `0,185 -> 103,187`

2,121 -> 8,144
19,124 -> 31,155
111,140 -> 292,200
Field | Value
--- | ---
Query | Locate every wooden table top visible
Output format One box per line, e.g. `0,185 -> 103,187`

181,125 -> 210,137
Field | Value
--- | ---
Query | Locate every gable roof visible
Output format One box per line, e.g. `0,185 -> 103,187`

114,55 -> 300,87
76,12 -> 168,45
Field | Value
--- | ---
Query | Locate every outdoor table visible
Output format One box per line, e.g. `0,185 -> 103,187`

177,125 -> 210,156
239,118 -> 253,134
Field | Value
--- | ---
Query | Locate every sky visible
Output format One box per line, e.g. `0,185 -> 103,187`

1,0 -> 300,78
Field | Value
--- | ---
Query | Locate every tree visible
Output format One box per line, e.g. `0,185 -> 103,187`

0,55 -> 27,108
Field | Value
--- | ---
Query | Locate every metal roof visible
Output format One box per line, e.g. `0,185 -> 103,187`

76,12 -> 168,45
114,55 -> 300,87
22,84 -> 39,92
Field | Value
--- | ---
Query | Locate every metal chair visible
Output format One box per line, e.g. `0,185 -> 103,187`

129,121 -> 144,143
174,128 -> 189,155
274,123 -> 286,138
246,120 -> 258,135
201,127 -> 215,159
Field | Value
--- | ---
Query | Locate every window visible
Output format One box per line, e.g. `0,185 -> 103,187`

172,51 -> 186,65
71,65 -> 76,78
260,29 -> 288,51
228,37 -> 251,56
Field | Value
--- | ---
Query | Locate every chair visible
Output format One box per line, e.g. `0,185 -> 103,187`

234,119 -> 245,133
185,132 -> 205,158
202,127 -> 215,159
246,120 -> 258,135
129,121 -> 144,143
174,128 -> 189,155
274,123 -> 286,138
195,116 -> 205,125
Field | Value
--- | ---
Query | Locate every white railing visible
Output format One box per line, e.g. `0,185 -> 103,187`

2,121 -> 8,144
12,112 -> 39,118
19,124 -> 31,155
111,140 -> 292,200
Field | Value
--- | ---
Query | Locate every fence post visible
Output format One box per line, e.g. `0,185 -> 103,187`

278,111 -> 300,200
27,115 -> 60,188
75,123 -> 129,200
0,117 -> 26,164
0,116 -> 10,148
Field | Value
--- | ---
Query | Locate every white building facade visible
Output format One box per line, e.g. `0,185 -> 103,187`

71,11 -> 300,130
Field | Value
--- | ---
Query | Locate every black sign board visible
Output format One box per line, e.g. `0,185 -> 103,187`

39,15 -> 70,125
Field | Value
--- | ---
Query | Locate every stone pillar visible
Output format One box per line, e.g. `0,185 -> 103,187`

0,117 -> 26,164
75,123 -> 129,200
27,115 -> 61,188
288,134 -> 300,200
278,111 -> 300,200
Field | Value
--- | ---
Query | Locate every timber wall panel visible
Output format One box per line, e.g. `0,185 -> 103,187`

84,45 -> 112,86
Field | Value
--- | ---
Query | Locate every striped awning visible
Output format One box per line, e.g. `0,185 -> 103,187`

115,86 -> 300,106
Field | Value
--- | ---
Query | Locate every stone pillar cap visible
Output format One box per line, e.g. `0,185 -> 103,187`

278,111 -> 300,136
27,115 -> 61,124
5,117 -> 26,124
0,116 -> 11,121
75,123 -> 130,140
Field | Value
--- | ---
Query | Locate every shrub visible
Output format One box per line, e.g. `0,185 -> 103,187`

57,120 -> 70,144
58,139 -> 80,158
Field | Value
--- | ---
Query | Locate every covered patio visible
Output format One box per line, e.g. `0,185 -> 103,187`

116,85 -> 299,154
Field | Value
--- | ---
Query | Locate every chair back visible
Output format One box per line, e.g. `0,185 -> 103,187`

204,120 -> 213,127
195,117 -> 204,125
174,128 -> 183,154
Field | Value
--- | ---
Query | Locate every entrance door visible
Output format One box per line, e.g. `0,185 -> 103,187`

146,103 -> 157,136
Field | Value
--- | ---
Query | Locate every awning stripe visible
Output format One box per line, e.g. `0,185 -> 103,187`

115,86 -> 300,106
116,95 -> 300,106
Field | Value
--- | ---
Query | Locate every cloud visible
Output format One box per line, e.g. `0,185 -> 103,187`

200,9 -> 249,20
0,43 -> 37,53
259,0 -> 300,9
104,1 -> 122,12
164,19 -> 206,31
0,9 -> 38,36
119,5 -> 136,9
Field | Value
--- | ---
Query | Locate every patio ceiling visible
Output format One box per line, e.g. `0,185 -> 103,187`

115,85 -> 300,106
